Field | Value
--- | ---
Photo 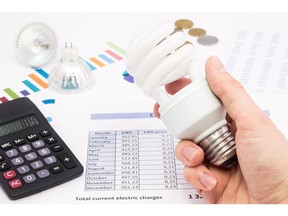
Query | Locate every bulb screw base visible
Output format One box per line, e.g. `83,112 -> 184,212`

199,125 -> 237,168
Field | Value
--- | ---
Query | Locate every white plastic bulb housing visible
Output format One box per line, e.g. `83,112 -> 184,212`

127,23 -> 237,168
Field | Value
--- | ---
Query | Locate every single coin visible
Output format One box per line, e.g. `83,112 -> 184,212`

188,28 -> 207,37
174,19 -> 193,29
197,35 -> 219,46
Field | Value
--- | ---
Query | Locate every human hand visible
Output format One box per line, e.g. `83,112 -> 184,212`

154,56 -> 288,203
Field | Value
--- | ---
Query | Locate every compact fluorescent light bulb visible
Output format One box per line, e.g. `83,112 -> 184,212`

127,23 -> 237,168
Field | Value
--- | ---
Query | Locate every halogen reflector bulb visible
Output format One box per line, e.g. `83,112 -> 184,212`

127,23 -> 237,168
48,42 -> 95,93
16,23 -> 57,68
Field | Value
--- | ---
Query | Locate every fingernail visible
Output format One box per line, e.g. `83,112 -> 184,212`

183,146 -> 197,161
211,56 -> 225,73
200,172 -> 217,189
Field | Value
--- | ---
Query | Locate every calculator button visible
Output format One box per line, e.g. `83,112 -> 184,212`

27,134 -> 39,142
57,152 -> 77,169
51,144 -> 64,152
3,170 -> 16,180
11,157 -> 24,166
13,138 -> 26,146
0,154 -> 5,162
45,136 -> 57,144
0,162 -> 11,171
1,142 -> 12,150
32,140 -> 45,149
17,165 -> 30,174
36,169 -> 50,179
19,144 -> 32,153
5,149 -> 18,158
39,130 -> 51,137
38,148 -> 51,156
23,174 -> 36,184
30,160 -> 44,170
9,179 -> 22,189
44,156 -> 57,165
50,165 -> 63,174
24,152 -> 37,161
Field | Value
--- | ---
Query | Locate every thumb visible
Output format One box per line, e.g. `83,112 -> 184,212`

205,56 -> 264,123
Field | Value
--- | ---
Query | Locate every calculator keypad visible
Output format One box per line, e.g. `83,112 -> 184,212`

0,129 -> 81,199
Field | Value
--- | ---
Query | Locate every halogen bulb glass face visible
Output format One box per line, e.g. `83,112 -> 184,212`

126,23 -> 237,168
16,23 -> 57,68
48,43 -> 95,93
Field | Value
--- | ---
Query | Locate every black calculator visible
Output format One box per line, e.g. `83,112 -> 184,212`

0,97 -> 83,200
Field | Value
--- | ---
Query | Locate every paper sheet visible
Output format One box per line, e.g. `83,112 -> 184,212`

225,30 -> 288,93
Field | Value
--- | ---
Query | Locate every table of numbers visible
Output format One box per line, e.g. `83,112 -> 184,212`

85,130 -> 191,191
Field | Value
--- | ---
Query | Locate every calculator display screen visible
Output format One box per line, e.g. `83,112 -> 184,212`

0,114 -> 39,137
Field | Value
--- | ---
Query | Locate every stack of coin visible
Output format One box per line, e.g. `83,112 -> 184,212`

174,19 -> 219,46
